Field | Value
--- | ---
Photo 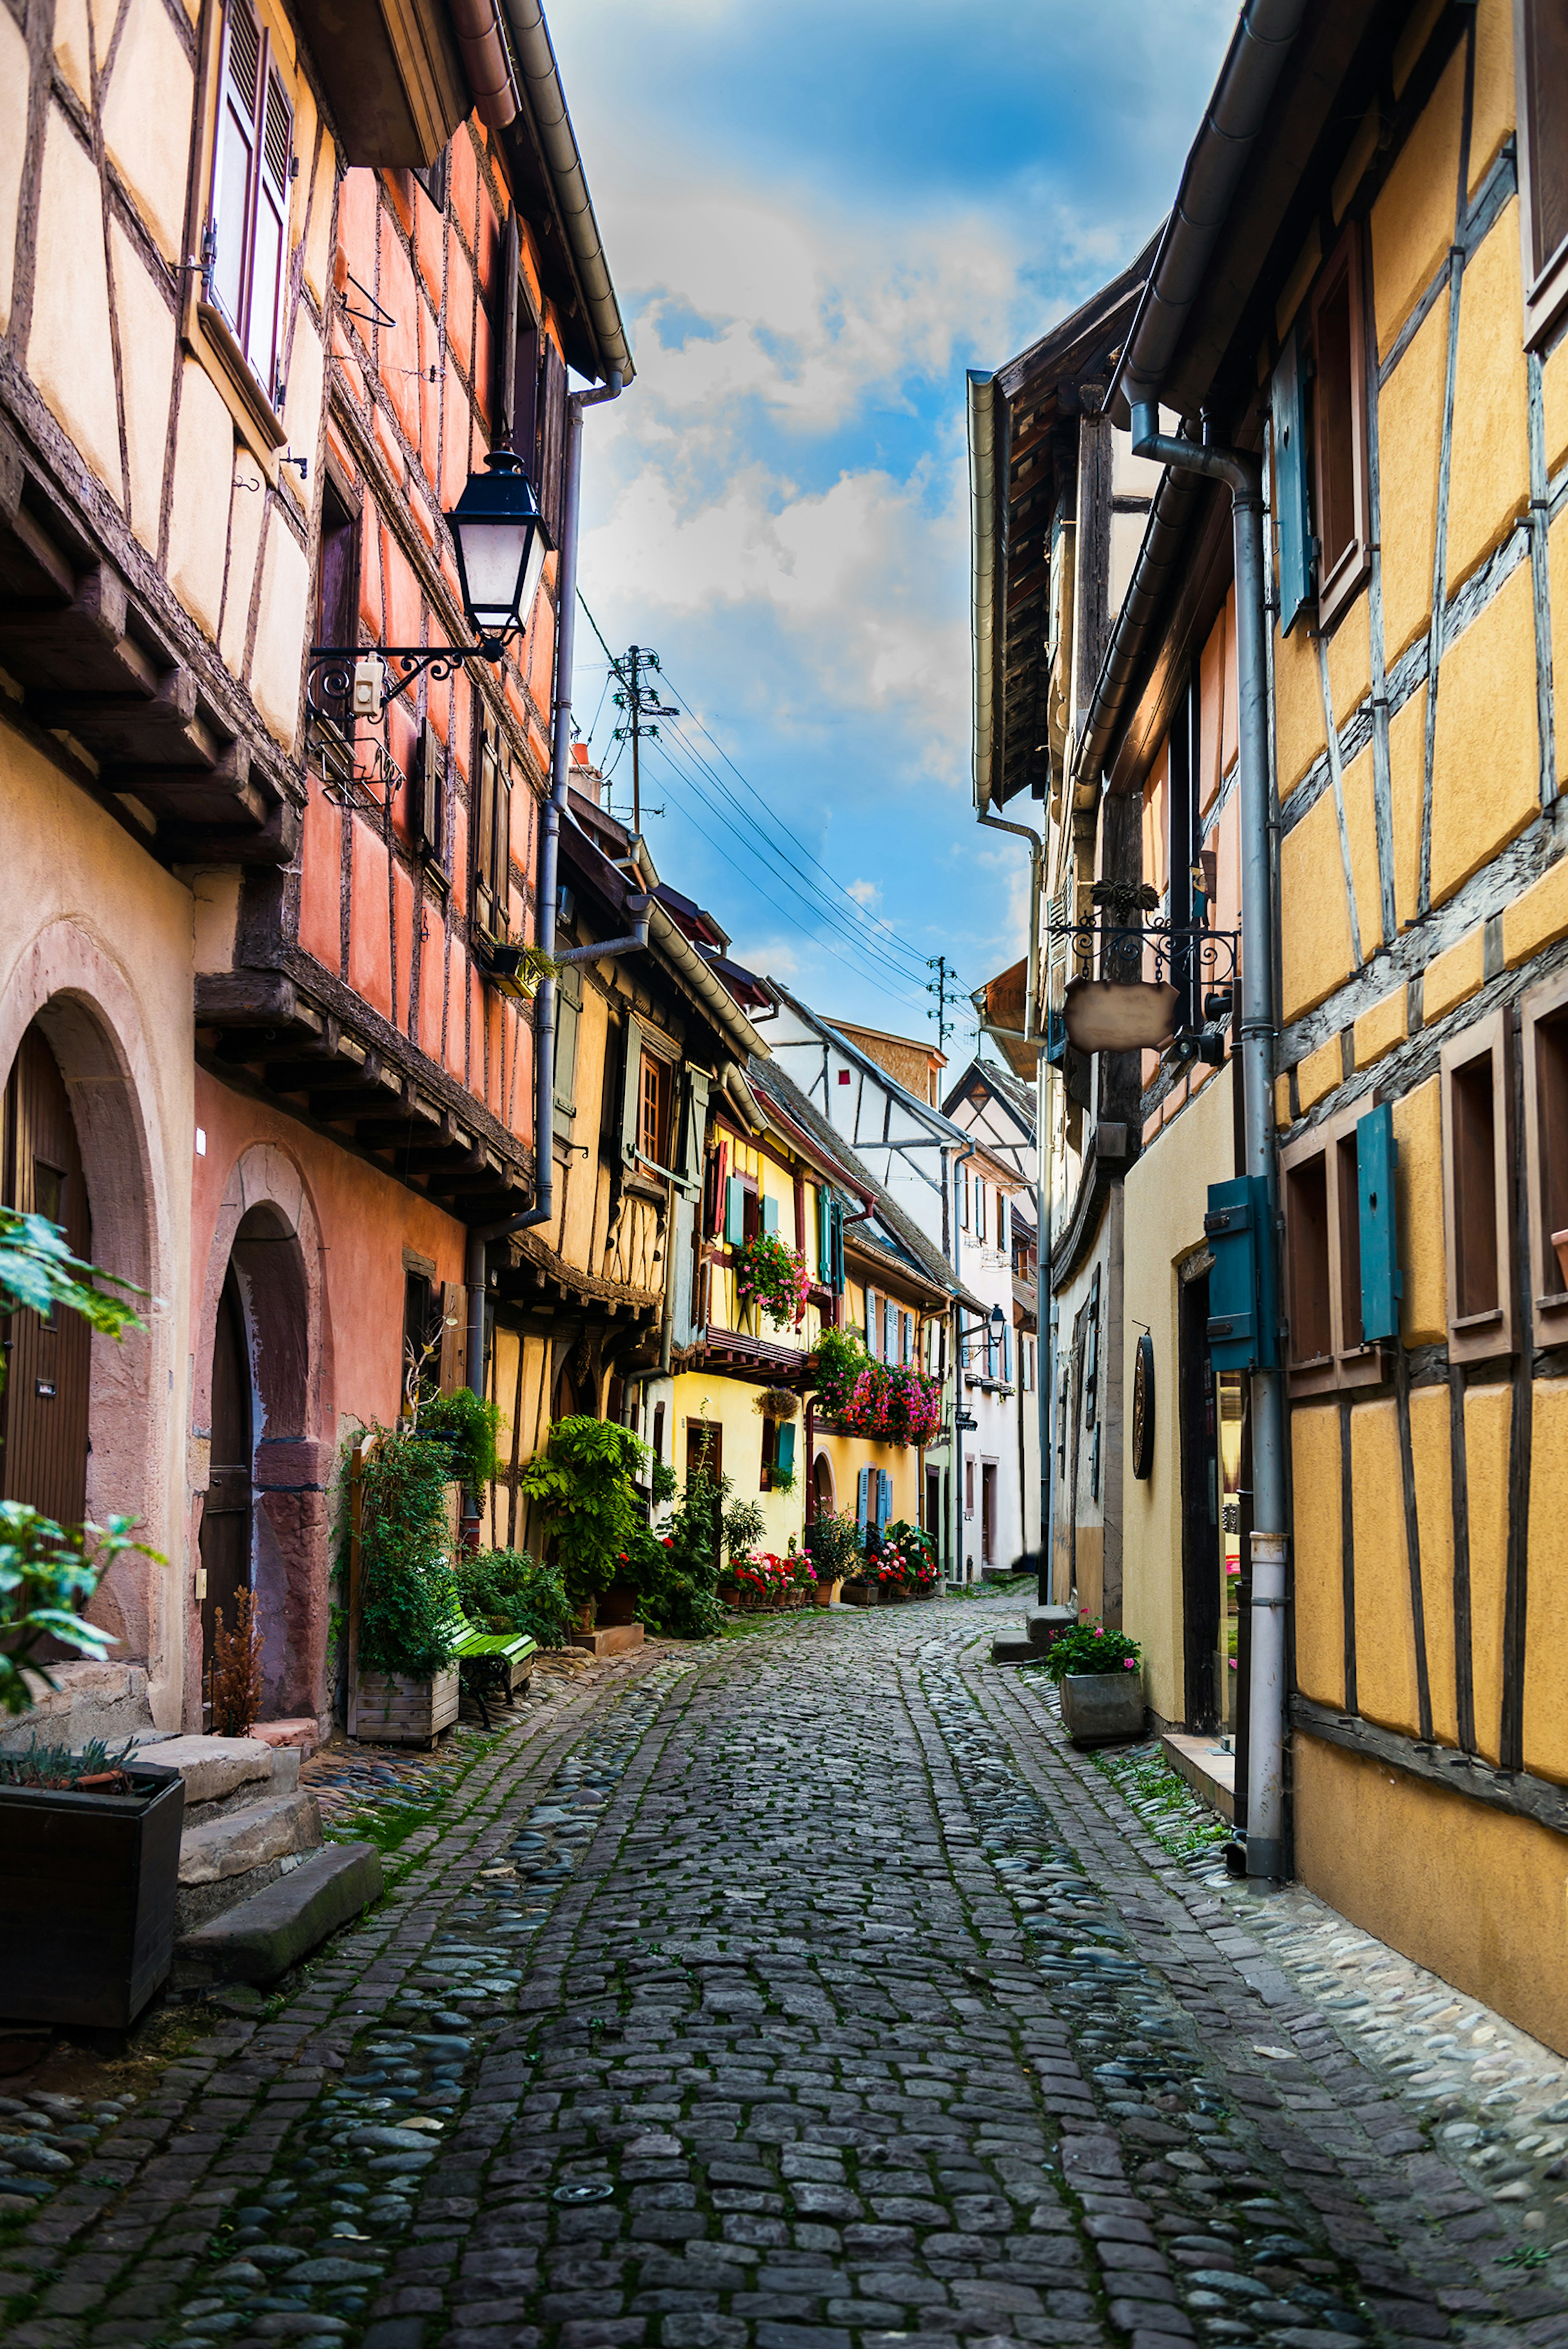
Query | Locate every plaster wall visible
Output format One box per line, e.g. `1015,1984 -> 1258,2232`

811,1427 -> 919,1546
0,721 -> 196,1729
1120,1061 -> 1234,1725
672,1371 -> 805,1558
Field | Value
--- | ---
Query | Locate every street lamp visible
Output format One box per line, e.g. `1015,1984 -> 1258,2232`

306,450 -> 553,731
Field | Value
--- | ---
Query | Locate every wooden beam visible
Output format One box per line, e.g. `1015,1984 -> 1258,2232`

1291,1694 -> 1568,1838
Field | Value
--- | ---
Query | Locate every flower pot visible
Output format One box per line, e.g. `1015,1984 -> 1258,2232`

351,1665 -> 460,1747
812,1578 -> 843,1608
840,1580 -> 879,1608
1059,1671 -> 1145,1747
0,1762 -> 185,2027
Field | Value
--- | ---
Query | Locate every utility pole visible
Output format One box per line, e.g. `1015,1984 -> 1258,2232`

612,643 -> 679,836
926,955 -> 953,1051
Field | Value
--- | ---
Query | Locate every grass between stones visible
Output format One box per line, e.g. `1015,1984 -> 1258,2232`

1087,1741 -> 1231,1864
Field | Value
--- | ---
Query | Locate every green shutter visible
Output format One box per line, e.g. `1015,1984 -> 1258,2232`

725,1175 -> 746,1245
619,1015 -> 644,1167
762,1194 -> 779,1236
1357,1102 -> 1404,1342
775,1423 -> 795,1475
816,1189 -> 831,1283
678,1067 -> 710,1193
832,1200 -> 845,1292
1272,329 -> 1313,635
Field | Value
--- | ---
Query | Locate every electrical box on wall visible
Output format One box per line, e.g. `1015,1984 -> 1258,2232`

1203,1174 -> 1279,1371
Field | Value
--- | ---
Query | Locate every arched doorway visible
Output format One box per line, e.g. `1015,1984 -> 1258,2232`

198,1265 -> 253,1719
812,1449 -> 835,1521
0,1024 -> 92,1525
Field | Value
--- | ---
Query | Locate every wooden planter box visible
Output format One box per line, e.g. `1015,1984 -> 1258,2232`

0,1763 -> 184,2028
350,1665 -> 459,1747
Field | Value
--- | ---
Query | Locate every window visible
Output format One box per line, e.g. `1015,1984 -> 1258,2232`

961,1168 -> 970,1230
315,470 -> 359,652
401,1270 -> 438,1418
965,1458 -> 975,1515
1523,973 -> 1568,1343
1023,1336 -> 1036,1392
1441,1010 -> 1513,1362
473,713 -> 514,942
997,1195 -> 1007,1254
976,1180 -> 987,1243
1517,0 -> 1568,345
416,718 -> 447,880
1281,1099 -> 1394,1394
208,0 -> 292,408
652,1400 -> 666,1463
1273,225 -> 1370,634
639,1052 -> 671,1169
552,965 -> 581,1138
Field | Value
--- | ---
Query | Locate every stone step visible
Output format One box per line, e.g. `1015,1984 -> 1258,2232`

572,1623 -> 644,1658
173,1842 -> 385,1988
129,1732 -> 299,1808
178,1788 -> 322,1886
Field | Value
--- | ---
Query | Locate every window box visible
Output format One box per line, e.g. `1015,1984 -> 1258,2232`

1441,1008 -> 1514,1364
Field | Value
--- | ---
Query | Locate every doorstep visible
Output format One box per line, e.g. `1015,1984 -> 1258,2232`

1160,1730 -> 1237,1823
572,1623 -> 645,1659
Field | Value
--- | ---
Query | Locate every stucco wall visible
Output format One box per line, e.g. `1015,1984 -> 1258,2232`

0,722 -> 196,1729
673,1372 -> 806,1557
1120,1062 -> 1234,1724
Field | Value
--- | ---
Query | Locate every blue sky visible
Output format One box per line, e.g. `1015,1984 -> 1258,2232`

550,0 -> 1234,1054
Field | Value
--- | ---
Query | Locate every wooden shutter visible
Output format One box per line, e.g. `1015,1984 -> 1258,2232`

474,716 -> 499,939
884,1298 -> 896,1361
877,1470 -> 891,1529
438,1280 -> 467,1391
418,719 -> 443,862
724,1175 -> 746,1244
619,1016 -> 645,1167
210,0 -> 262,337
552,964 -> 580,1132
490,750 -> 512,932
1003,1323 -> 1013,1382
832,1200 -> 845,1293
679,1067 -> 709,1191
762,1194 -> 779,1236
901,1310 -> 913,1363
498,214 -> 520,447
537,341 -> 568,544
249,63 -> 291,396
857,1466 -> 869,1530
708,1138 -> 728,1236
865,1285 -> 877,1355
1272,330 -> 1313,633
775,1423 -> 795,1476
815,1189 -> 831,1283
1357,1101 -> 1402,1343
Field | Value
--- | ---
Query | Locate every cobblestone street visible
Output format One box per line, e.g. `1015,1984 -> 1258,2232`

4,1594 -> 1567,2349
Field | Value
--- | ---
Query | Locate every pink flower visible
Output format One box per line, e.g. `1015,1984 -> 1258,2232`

1123,1657 -> 1136,1670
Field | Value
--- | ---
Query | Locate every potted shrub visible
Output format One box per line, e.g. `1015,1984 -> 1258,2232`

1040,1615 -> 1145,1745
804,1506 -> 859,1605
0,1210 -> 177,2027
350,1423 -> 464,1743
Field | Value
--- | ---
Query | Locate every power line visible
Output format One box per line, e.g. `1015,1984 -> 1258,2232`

576,591 -> 951,989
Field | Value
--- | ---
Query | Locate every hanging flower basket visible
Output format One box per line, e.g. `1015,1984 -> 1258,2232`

736,1234 -> 809,1326
813,1356 -> 943,1448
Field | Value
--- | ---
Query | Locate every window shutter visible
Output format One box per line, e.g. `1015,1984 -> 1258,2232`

775,1423 -> 795,1476
762,1194 -> 779,1236
249,65 -> 291,396
884,1298 -> 896,1360
832,1200 -> 845,1293
865,1285 -> 877,1355
857,1466 -> 869,1530
902,1311 -> 913,1363
499,214 -> 520,447
210,0 -> 261,338
491,755 -> 512,928
998,1196 -> 1007,1253
1357,1101 -> 1403,1341
438,1280 -> 467,1391
619,1015 -> 644,1167
418,719 -> 443,860
816,1189 -> 831,1283
1003,1323 -> 1013,1382
724,1175 -> 746,1245
474,718 -> 498,939
877,1469 -> 891,1529
552,965 -> 581,1129
537,341 -> 568,546
1272,330 -> 1313,634
679,1067 -> 709,1190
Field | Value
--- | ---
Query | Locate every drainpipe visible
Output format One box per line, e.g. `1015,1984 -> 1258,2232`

1129,399 -> 1285,1884
951,1140 -> 977,1585
1037,1051 -> 1054,1605
465,367 -> 625,1429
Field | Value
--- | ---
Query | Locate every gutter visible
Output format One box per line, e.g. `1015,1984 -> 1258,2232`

502,0 -> 636,384
1108,0 -> 1309,426
967,370 -> 1002,815
1075,456 -> 1206,792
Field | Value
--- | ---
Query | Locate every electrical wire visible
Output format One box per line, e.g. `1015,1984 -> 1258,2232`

575,591 -> 961,996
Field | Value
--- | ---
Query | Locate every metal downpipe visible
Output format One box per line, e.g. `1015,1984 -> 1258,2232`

1130,402 -> 1287,1881
466,368 -> 624,1417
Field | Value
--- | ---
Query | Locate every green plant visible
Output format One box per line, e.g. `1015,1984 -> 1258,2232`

209,1588 -> 265,1735
1040,1614 -> 1143,1683
770,1463 -> 798,1497
452,1546 -> 576,1648
803,1507 -> 862,1583
0,1734 -> 140,1790
624,1515 -> 725,1639
0,1211 -> 145,1389
735,1233 -> 808,1325
517,1416 -> 648,1605
0,1508 -> 160,1716
721,1494 -> 766,1560
650,1458 -> 677,1507
419,1385 -> 504,1490
356,1423 -> 462,1679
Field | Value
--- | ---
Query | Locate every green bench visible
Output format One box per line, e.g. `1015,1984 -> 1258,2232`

436,1611 -> 537,1728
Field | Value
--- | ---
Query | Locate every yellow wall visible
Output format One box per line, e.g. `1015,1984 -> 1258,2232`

1295,1734 -> 1568,2057
1120,1062 -> 1234,1724
811,1428 -> 920,1538
671,1371 -> 805,1557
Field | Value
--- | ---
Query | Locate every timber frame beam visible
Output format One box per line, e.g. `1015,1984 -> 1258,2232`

1291,1694 -> 1568,1837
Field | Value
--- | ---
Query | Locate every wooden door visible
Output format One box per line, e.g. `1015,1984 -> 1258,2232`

0,1027 -> 91,1526
200,1266 -> 253,1710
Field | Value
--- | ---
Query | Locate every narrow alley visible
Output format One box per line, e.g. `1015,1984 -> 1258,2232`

4,1595 -> 1565,2349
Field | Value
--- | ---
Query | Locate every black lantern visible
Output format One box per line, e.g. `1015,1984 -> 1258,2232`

448,449 -> 551,656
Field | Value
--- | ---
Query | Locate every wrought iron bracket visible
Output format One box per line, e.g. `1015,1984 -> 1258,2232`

306,639 -> 508,727
1045,913 -> 1241,991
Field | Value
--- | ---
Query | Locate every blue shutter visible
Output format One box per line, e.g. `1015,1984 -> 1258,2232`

832,1201 -> 845,1292
1003,1323 -> 1012,1382
1204,1175 -> 1279,1371
775,1423 -> 795,1475
725,1176 -> 746,1245
857,1466 -> 870,1530
865,1286 -> 878,1355
1357,1102 -> 1403,1342
1272,329 -> 1313,635
877,1469 -> 891,1529
762,1193 -> 779,1236
816,1190 -> 831,1283
884,1298 -> 896,1360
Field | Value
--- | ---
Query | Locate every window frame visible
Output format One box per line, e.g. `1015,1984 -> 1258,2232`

473,712 -> 514,946
638,1048 -> 672,1171
552,962 -> 582,1139
1521,973 -> 1568,1346
1281,1100 -> 1388,1396
1515,0 -> 1568,349
193,0 -> 294,449
1307,221 -> 1371,632
1441,1006 -> 1515,1364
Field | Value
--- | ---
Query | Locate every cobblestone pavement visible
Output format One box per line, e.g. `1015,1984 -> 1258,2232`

3,1595 -> 1567,2349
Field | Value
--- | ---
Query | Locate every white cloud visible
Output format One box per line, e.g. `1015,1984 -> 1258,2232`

845,878 -> 881,910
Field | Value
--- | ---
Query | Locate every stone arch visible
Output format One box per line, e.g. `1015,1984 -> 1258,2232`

0,923 -> 171,1704
194,1145 -> 336,1726
812,1449 -> 836,1519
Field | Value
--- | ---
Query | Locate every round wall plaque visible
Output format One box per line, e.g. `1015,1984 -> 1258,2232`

1131,1330 -> 1155,1480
